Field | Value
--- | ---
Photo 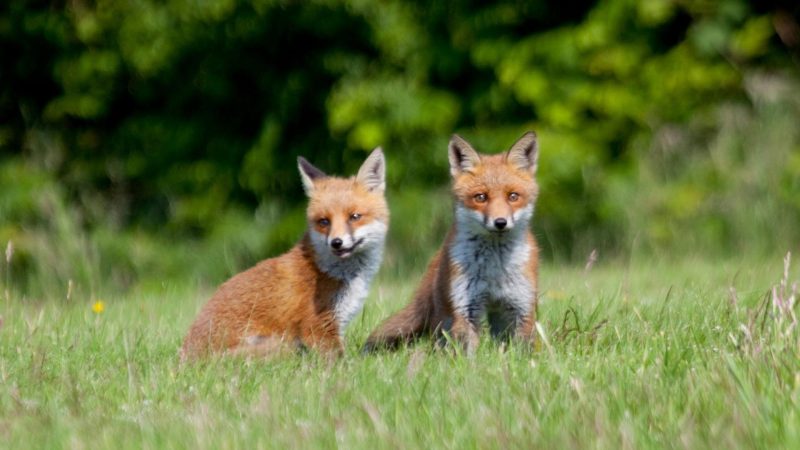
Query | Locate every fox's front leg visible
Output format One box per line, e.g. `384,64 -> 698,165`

447,273 -> 484,355
307,335 -> 344,361
449,296 -> 484,356
449,311 -> 479,356
511,295 -> 538,348
302,317 -> 345,359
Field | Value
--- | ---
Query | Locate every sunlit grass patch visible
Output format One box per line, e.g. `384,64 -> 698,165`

0,256 -> 798,449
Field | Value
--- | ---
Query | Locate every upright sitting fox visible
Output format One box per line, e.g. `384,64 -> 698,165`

182,148 -> 388,360
365,132 -> 540,354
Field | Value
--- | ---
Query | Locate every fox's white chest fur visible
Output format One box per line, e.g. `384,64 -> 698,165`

310,220 -> 387,334
448,211 -> 535,321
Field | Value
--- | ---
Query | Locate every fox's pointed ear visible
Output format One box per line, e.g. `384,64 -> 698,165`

356,147 -> 386,192
297,156 -> 326,196
448,134 -> 481,177
506,131 -> 538,175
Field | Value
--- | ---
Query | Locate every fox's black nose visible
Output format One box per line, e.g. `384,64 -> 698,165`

331,238 -> 343,249
494,218 -> 507,230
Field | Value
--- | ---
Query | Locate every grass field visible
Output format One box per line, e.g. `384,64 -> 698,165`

1,254 -> 799,449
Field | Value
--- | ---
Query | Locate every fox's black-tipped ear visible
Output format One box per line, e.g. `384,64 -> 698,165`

356,147 -> 386,192
506,131 -> 538,175
448,134 -> 481,177
297,156 -> 326,196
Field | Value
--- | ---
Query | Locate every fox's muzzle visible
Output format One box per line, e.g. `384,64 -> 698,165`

485,214 -> 513,232
329,236 -> 363,258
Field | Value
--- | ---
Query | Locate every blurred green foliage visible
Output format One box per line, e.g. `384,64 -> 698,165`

1,0 -> 799,295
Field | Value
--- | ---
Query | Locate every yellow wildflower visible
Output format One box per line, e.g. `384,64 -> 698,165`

92,300 -> 105,314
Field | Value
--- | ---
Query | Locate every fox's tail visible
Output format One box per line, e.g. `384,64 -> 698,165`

363,294 -> 433,352
364,249 -> 444,352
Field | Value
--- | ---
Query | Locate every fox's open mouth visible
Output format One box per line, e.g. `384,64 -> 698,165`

333,238 -> 364,257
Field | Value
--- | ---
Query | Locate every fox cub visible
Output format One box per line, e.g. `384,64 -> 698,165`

365,132 -> 540,355
182,148 -> 388,360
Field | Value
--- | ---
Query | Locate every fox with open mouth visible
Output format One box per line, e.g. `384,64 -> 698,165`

181,148 -> 388,360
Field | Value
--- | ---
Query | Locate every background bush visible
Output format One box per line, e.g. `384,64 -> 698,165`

1,0 -> 799,296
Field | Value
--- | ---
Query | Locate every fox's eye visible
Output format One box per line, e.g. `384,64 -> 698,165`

350,213 -> 362,222
508,192 -> 520,202
318,218 -> 330,227
473,193 -> 488,203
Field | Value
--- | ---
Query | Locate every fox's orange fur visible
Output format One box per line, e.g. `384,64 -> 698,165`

182,148 -> 388,360
365,132 -> 540,354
